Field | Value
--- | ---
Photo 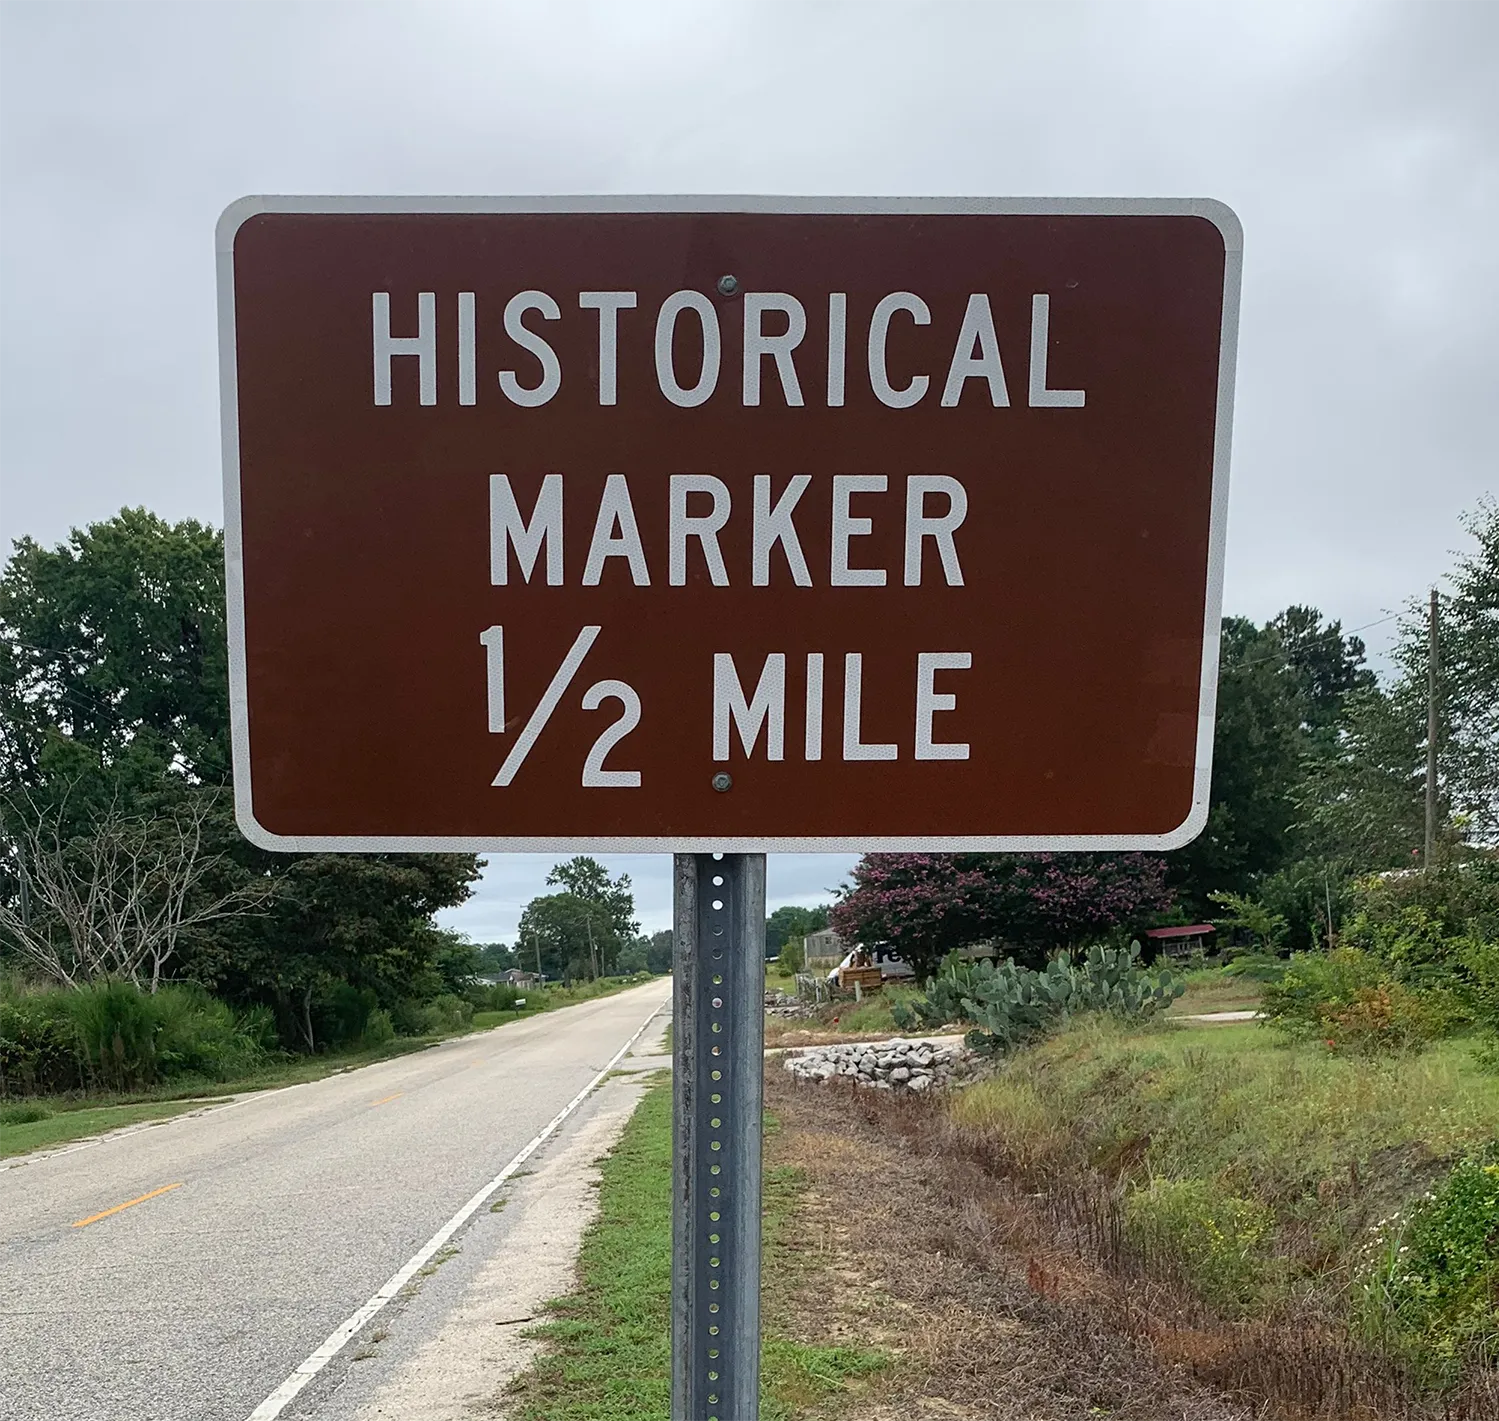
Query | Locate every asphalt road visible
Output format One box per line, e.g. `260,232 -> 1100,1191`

0,978 -> 672,1421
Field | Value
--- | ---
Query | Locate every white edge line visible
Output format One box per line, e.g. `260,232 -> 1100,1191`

245,995 -> 667,1421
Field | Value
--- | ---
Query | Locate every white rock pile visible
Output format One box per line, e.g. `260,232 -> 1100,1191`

781,1037 -> 972,1093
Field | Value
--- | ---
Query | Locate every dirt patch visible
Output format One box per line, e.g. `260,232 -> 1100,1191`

764,1069 -> 1248,1420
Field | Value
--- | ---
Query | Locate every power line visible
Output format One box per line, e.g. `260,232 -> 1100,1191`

1227,611 -> 1403,675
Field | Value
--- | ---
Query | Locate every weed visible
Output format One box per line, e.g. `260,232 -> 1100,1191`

760,1340 -> 888,1417
944,1013 -> 1499,1402
1355,1154 -> 1499,1382
0,1102 -> 52,1126
417,1244 -> 459,1278
1124,1176 -> 1275,1313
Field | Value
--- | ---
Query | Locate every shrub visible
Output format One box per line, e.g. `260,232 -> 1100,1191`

1355,1154 -> 1499,1382
1124,1176 -> 1275,1314
236,1004 -> 280,1055
1460,940 -> 1499,1035
393,993 -> 474,1036
0,1101 -> 53,1126
1222,952 -> 1289,984
1342,905 -> 1480,989
425,993 -> 473,1031
150,985 -> 267,1081
66,979 -> 167,1092
360,1008 -> 395,1047
1349,861 -> 1499,947
1261,947 -> 1386,1038
467,982 -> 524,1013
0,995 -> 81,1095
319,983 -> 379,1047
1262,947 -> 1468,1053
2,981 -> 269,1095
1321,983 -> 1453,1056
389,998 -> 431,1037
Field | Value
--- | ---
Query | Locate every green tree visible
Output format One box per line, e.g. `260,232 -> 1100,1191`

0,510 -> 482,1048
432,931 -> 483,993
645,929 -> 673,974
0,508 -> 230,786
474,942 -> 518,974
617,936 -> 651,974
1169,609 -> 1374,911
547,858 -> 637,936
765,903 -> 829,956
1207,889 -> 1288,953
1421,499 -> 1498,847
1297,684 -> 1426,871
196,851 -> 480,1050
518,891 -> 621,980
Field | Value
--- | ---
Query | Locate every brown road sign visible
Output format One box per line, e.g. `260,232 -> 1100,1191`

217,197 -> 1241,852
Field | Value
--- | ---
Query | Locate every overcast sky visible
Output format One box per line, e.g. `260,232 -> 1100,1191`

2,0 -> 1495,940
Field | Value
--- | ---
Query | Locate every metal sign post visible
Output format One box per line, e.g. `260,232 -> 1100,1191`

672,853 -> 765,1421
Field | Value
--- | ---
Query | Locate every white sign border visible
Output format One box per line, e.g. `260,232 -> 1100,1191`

217,195 -> 1242,854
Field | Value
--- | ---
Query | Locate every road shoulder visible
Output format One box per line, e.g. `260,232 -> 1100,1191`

311,1023 -> 672,1421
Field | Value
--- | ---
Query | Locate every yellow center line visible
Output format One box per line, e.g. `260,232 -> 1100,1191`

369,1093 -> 404,1108
72,1182 -> 183,1229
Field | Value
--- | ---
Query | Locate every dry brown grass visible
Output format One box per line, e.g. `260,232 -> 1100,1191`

764,1068 -> 1250,1421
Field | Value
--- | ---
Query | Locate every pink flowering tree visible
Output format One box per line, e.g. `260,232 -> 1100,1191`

830,852 -> 1175,981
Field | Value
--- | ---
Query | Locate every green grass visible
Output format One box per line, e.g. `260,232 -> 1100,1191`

509,1078 -> 889,1420
950,1013 -> 1499,1370
510,1077 -> 672,1420
956,1018 -> 1499,1210
1165,964 -> 1264,1015
0,1098 -> 215,1159
766,961 -> 798,990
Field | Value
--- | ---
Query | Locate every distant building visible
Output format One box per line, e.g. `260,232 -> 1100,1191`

800,927 -> 848,969
1137,924 -> 1215,959
472,969 -> 543,988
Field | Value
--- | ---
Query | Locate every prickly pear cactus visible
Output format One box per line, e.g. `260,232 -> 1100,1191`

960,940 -> 1185,1055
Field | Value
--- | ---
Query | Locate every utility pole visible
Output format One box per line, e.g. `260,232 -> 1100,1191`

1425,587 -> 1440,869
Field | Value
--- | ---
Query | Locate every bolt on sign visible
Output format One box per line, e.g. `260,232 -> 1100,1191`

217,197 -> 1241,852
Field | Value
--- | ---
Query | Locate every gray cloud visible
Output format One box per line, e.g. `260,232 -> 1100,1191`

3,0 -> 1494,938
